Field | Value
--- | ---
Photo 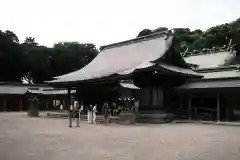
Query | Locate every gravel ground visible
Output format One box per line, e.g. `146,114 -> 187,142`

0,112 -> 240,160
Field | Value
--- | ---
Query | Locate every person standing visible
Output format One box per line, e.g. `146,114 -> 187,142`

103,102 -> 109,124
92,104 -> 97,124
87,105 -> 93,124
79,104 -> 84,121
74,100 -> 80,127
60,104 -> 63,112
69,103 -> 74,127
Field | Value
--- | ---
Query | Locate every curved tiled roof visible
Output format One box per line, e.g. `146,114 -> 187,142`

50,34 -> 173,83
184,51 -> 235,69
49,32 -> 200,84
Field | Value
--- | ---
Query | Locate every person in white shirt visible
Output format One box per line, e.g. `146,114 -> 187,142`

92,104 -> 97,124
69,103 -> 74,127
87,105 -> 93,124
60,104 -> 63,112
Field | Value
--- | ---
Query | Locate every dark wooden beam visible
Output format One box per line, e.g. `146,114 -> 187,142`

188,96 -> 192,120
67,88 -> 72,127
19,98 -> 23,111
217,95 -> 220,122
3,98 -> 7,112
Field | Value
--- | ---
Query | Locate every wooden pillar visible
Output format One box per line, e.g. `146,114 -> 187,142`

3,98 -> 7,112
217,95 -> 220,122
226,107 -> 228,121
45,98 -> 48,110
67,88 -> 72,127
19,98 -> 23,111
63,98 -> 66,110
188,96 -> 192,120
60,99 -> 63,106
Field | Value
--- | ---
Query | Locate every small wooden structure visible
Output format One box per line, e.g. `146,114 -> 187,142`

177,72 -> 240,121
0,83 -> 52,112
26,89 -> 42,117
41,89 -> 76,111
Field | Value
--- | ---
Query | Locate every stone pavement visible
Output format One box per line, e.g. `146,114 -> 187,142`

0,112 -> 240,160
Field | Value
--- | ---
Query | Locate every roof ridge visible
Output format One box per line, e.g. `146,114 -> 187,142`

100,32 -> 169,50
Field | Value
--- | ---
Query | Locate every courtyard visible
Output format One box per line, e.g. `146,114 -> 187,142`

0,113 -> 240,160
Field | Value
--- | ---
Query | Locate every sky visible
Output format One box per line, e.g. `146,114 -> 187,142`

1,0 -> 240,47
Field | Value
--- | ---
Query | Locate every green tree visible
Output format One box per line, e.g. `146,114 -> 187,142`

4,30 -> 19,43
0,30 -> 26,81
23,36 -> 38,46
51,42 -> 98,78
137,29 -> 153,37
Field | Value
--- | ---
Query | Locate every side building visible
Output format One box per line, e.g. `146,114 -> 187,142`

177,47 -> 240,121
0,82 -> 75,112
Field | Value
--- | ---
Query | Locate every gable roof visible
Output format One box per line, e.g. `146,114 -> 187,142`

184,51 -> 235,69
49,33 -> 198,84
50,33 -> 173,83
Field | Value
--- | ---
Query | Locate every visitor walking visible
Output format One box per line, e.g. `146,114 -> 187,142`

103,102 -> 109,124
69,103 -> 74,127
92,104 -> 97,124
60,104 -> 63,112
74,100 -> 80,127
79,104 -> 84,120
87,105 -> 93,124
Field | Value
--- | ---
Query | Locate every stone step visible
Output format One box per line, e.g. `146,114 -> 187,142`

46,112 -> 106,123
82,115 -> 105,122
136,113 -> 174,124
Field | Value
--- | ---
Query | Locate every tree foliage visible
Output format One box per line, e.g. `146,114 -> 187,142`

1,18 -> 240,83
137,18 -> 240,54
0,30 -> 98,83
137,29 -> 153,37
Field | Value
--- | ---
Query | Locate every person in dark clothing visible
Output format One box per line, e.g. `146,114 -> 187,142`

103,102 -> 109,124
74,101 -> 80,127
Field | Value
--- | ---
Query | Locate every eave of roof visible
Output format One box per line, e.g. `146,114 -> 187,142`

42,89 -> 76,95
201,70 -> 240,80
119,80 -> 140,90
177,78 -> 240,90
156,62 -> 202,77
0,82 -> 51,87
0,84 -> 53,95
194,64 -> 240,73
